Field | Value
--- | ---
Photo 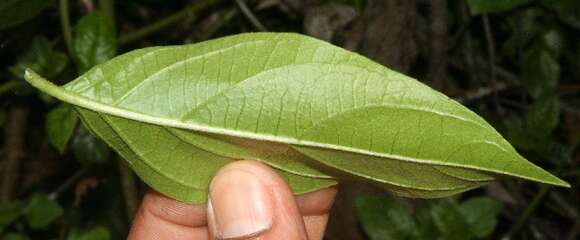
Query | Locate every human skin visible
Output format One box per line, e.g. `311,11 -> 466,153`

128,160 -> 338,240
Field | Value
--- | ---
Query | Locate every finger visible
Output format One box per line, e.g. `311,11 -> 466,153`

296,187 -> 337,240
128,190 -> 208,240
207,160 -> 315,239
296,187 -> 337,216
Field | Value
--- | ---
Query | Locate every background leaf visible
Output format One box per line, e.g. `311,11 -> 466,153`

0,0 -> 52,30
459,197 -> 503,238
2,233 -> 31,240
71,125 -> 111,165
9,36 -> 68,80
67,226 -> 111,240
24,194 -> 63,230
356,196 -> 503,240
525,94 -> 560,138
46,103 -> 79,153
0,200 -> 24,227
72,11 -> 117,73
356,197 -> 420,240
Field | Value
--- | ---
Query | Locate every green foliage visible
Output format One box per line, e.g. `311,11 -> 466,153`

46,103 -> 79,153
467,0 -> 531,15
24,33 -> 568,203
356,196 -> 503,240
459,197 -> 503,238
67,226 -> 111,240
355,197 -> 423,240
71,125 -> 111,165
0,200 -> 24,227
72,11 -> 117,73
2,233 -> 31,240
0,0 -> 52,30
542,0 -> 580,29
9,36 -> 68,81
525,95 -> 560,138
522,32 -> 563,99
24,194 -> 63,230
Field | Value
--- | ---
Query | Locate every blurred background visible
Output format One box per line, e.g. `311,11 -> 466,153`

0,0 -> 578,239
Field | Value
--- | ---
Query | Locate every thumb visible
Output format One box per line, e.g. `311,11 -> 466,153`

207,160 -> 309,240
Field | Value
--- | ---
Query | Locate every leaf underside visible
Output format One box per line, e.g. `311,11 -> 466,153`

24,33 -> 569,203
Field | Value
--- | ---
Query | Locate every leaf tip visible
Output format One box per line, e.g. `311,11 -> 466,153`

549,178 -> 571,188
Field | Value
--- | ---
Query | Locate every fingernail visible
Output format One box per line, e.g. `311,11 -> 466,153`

208,168 -> 273,239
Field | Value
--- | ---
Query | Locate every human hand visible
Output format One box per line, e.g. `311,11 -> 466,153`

128,160 -> 337,239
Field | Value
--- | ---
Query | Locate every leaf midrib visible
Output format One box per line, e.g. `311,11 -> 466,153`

26,71 -> 499,166
27,69 -> 569,187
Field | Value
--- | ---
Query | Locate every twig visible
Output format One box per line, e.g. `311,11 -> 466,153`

567,220 -> 580,240
119,159 -> 139,221
59,0 -> 73,54
0,81 -> 22,96
197,8 -> 239,41
503,185 -> 550,239
81,0 -> 95,12
99,0 -> 115,30
49,168 -> 87,200
235,0 -> 267,31
457,0 -> 478,85
427,0 -> 448,90
482,15 -> 502,113
119,0 -> 221,45
0,108 -> 29,201
456,81 -> 514,104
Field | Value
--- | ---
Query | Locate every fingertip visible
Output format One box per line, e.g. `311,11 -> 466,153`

128,190 -> 209,240
141,190 -> 207,227
207,160 -> 308,239
296,186 -> 338,216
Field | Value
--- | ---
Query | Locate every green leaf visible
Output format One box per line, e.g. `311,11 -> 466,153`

459,197 -> 503,238
525,95 -> 560,138
71,124 -> 111,165
9,36 -> 68,80
72,11 -> 117,73
2,233 -> 30,240
0,200 -> 24,226
356,197 -> 502,240
46,103 -> 79,153
522,48 -> 560,98
25,194 -> 63,229
542,0 -> 580,29
0,0 -> 52,30
429,201 -> 474,240
23,33 -> 569,203
467,0 -> 531,15
356,197 -> 421,240
67,226 -> 111,240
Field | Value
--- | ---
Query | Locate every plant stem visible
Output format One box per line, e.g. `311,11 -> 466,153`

198,8 -> 239,41
567,220 -> 580,240
235,0 -> 267,31
59,0 -> 73,54
99,0 -> 115,30
0,81 -> 22,96
504,185 -> 550,238
119,0 -> 221,45
482,14 -> 502,114
49,168 -> 87,200
0,107 -> 29,201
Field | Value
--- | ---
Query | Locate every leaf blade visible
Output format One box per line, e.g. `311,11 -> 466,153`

23,33 -> 569,202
